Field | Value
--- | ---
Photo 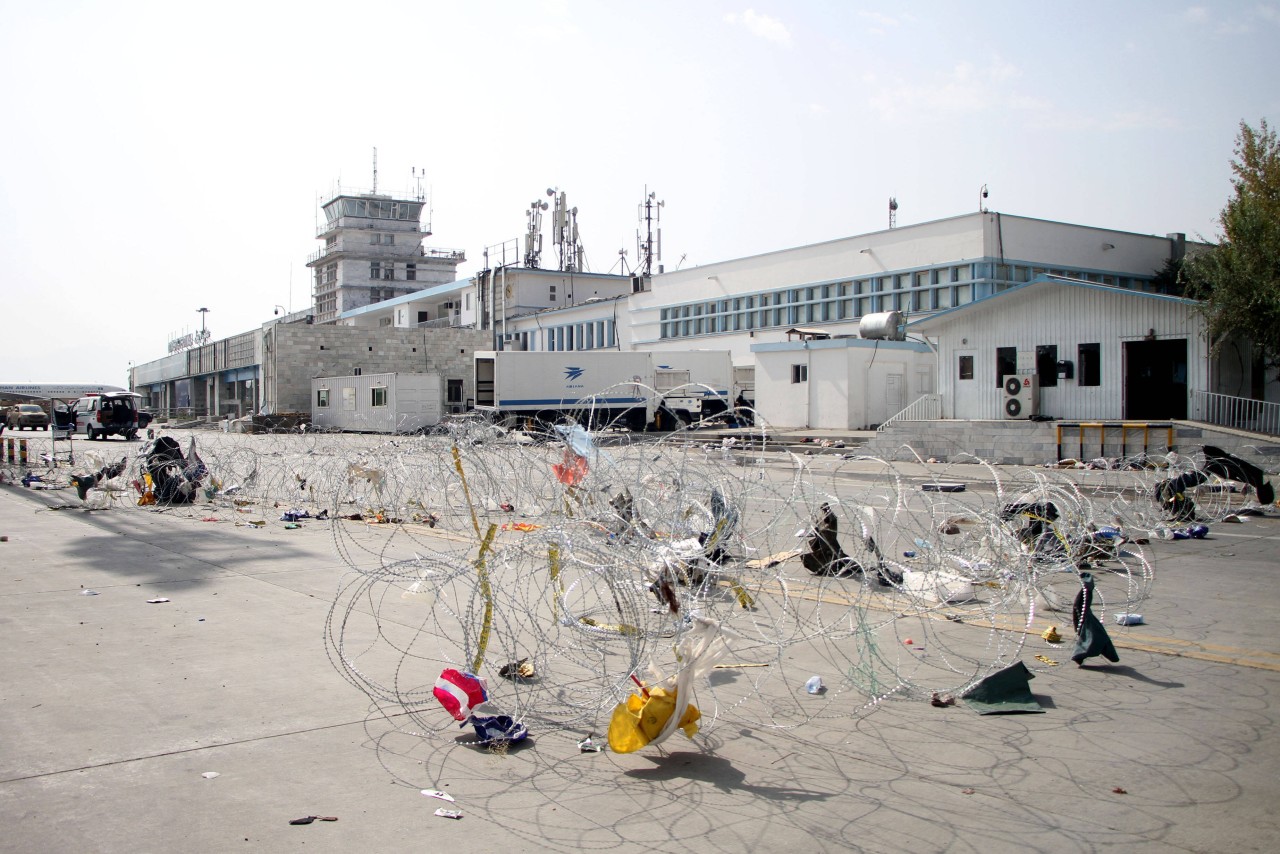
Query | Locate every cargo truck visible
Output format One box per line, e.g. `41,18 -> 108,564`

473,350 -> 734,431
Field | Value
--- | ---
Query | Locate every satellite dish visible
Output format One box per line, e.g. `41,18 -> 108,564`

546,188 -> 555,197
540,201 -> 548,210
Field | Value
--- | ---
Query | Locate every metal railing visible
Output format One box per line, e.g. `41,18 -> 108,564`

877,394 -> 942,431
1190,390 -> 1280,437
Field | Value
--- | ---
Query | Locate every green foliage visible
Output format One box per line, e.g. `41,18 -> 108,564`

1182,120 -> 1280,379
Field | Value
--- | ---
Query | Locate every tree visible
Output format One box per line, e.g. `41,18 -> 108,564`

1181,119 -> 1280,381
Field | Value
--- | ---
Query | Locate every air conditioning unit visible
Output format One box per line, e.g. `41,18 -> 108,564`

1003,374 -> 1039,419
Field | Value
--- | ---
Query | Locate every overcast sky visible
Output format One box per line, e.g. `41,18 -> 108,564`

2,0 -> 1277,384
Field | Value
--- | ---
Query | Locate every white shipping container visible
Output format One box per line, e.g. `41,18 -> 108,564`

311,372 -> 441,433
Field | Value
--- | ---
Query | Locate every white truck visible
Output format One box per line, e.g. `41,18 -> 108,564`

473,350 -> 734,431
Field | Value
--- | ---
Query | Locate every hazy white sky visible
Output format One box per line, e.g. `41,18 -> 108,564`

2,0 -> 1277,383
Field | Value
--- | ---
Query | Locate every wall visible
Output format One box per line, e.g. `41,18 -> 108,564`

264,324 -> 488,414
861,418 -> 1280,470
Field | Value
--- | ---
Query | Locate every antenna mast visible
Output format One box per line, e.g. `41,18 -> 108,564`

524,196 -> 548,268
888,197 -> 898,229
636,187 -> 664,276
372,147 -> 378,195
548,188 -> 583,272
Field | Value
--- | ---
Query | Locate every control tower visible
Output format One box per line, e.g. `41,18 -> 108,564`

307,188 -> 465,325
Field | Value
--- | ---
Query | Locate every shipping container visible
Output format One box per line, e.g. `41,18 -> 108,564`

310,372 -> 441,433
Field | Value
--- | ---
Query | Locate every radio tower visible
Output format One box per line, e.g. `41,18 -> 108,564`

637,187 -> 663,276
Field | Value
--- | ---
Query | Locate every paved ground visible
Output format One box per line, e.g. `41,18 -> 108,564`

1,434 -> 1278,853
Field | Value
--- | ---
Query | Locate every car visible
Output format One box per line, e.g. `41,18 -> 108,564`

73,392 -> 144,440
6,404 -> 50,430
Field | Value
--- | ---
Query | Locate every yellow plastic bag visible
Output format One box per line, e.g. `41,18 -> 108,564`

607,687 -> 700,754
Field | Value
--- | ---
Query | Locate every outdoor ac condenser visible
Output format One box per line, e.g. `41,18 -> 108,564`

1003,374 -> 1039,419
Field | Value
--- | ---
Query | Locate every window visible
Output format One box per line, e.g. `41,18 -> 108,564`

370,261 -> 381,279
549,285 -> 557,301
406,263 -> 416,281
447,379 -> 464,403
371,386 -> 388,407
1078,342 -> 1101,386
996,346 -> 1017,387
1036,344 -> 1059,387
958,355 -> 974,380
316,389 -> 329,407
382,264 -> 394,280
791,364 -> 808,383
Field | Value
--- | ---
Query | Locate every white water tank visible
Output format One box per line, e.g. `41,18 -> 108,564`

859,311 -> 906,341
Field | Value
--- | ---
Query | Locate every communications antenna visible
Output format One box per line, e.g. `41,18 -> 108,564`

547,187 -> 583,272
636,187 -> 663,276
524,197 -> 548,268
889,197 -> 898,229
372,147 -> 378,194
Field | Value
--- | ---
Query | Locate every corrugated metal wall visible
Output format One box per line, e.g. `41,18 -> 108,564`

935,283 -> 1205,420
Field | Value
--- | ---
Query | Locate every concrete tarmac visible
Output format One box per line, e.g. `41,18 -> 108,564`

2,445 -> 1279,853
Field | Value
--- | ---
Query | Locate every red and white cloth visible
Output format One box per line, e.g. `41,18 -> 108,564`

433,669 -> 488,721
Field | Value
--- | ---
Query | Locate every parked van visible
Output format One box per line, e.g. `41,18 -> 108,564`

73,392 -> 147,440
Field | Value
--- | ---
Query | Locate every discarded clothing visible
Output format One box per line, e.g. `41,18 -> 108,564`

801,503 -> 860,577
468,713 -> 528,745
1072,572 -> 1119,665
961,661 -> 1045,714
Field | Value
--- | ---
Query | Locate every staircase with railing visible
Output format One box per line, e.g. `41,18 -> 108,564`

1190,390 -> 1280,437
876,394 -> 941,431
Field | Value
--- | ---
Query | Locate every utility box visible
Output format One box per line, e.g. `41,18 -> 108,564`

311,372 -> 441,433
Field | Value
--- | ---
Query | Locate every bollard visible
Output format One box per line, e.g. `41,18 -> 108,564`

5,437 -> 12,463
19,439 -> 27,467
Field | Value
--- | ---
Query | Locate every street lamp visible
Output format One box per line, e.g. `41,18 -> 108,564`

196,307 -> 210,344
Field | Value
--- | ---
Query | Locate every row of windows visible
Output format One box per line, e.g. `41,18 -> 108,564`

514,319 -> 617,352
658,263 -> 1154,340
959,344 -> 1102,386
369,262 -> 418,281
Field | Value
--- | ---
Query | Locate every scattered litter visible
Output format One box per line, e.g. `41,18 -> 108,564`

434,809 -> 463,820
960,788 -> 976,795
1115,613 -> 1144,626
930,692 -> 956,707
1112,787 -> 1127,795
1034,655 -> 1060,666
945,613 -> 963,623
80,590 -> 100,596
1041,626 -> 1062,643
922,482 -> 966,493
903,638 -> 913,645
0,536 -> 7,542
804,675 -> 825,694
146,598 -> 170,604
498,658 -> 536,680
578,737 -> 602,753
283,522 -> 301,530
420,789 -> 454,802
201,772 -> 220,779
289,816 -> 338,825
1222,514 -> 1242,523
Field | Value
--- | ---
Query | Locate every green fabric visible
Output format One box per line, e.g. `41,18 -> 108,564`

961,661 -> 1045,715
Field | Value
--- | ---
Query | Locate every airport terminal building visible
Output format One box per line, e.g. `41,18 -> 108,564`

131,196 -> 1274,433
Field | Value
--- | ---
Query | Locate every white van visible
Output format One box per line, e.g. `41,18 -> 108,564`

73,392 -> 146,440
